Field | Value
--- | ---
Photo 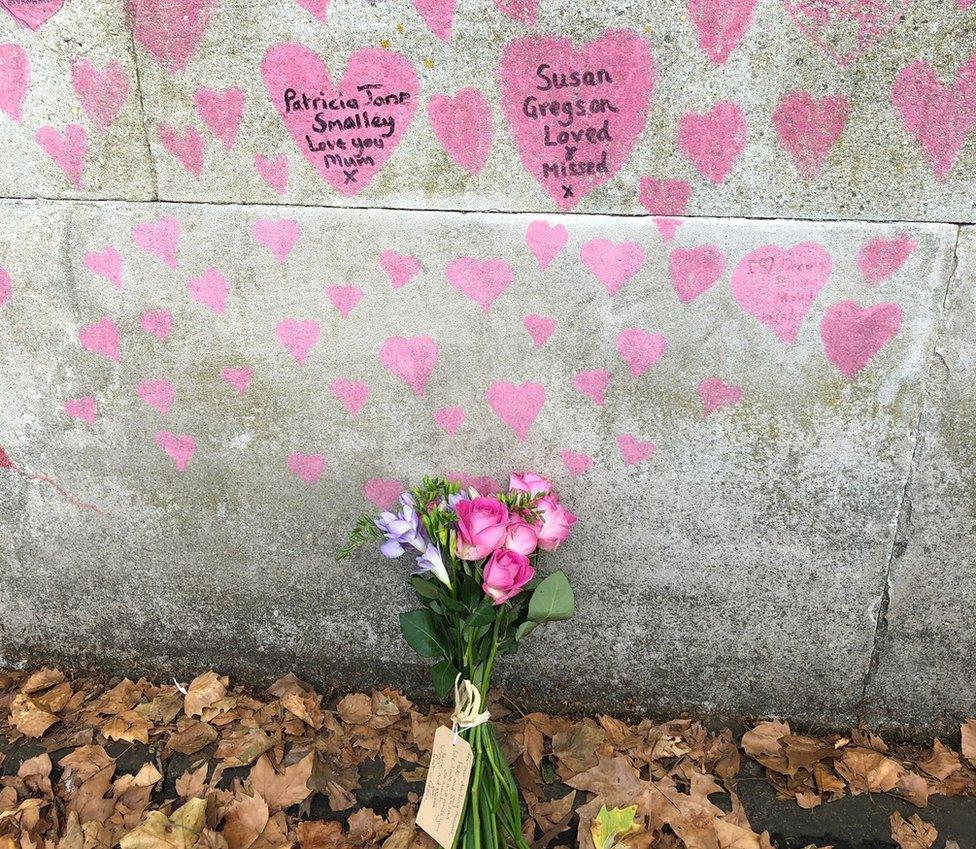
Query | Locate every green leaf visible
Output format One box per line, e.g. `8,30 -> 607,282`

465,600 -> 496,629
590,805 -> 640,849
515,620 -> 538,642
399,609 -> 449,659
528,571 -> 575,623
431,660 -> 458,701
410,575 -> 442,600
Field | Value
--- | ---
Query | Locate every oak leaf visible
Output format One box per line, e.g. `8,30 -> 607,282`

889,811 -> 937,849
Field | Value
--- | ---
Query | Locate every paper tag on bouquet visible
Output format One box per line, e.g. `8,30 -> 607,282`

417,725 -> 474,848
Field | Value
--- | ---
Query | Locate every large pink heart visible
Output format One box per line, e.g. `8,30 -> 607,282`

71,59 -> 131,135
772,90 -> 849,181
783,0 -> 909,67
127,0 -> 218,74
79,316 -> 120,362
486,380 -> 545,442
194,86 -> 245,151
668,244 -> 726,303
687,0 -> 756,65
0,44 -> 29,122
379,335 -> 439,397
276,318 -> 320,365
445,257 -> 514,312
428,87 -> 493,175
262,43 -> 419,196
677,101 -> 747,185
857,233 -> 915,285
820,300 -> 902,379
498,30 -> 656,209
580,238 -> 645,297
0,0 -> 62,29
35,124 -> 87,189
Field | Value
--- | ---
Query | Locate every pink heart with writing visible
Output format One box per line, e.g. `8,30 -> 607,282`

79,317 -> 120,362
36,124 -> 87,189
0,268 -> 11,307
141,309 -> 173,339
363,477 -> 403,511
84,246 -> 123,289
157,431 -> 196,472
326,285 -> 363,319
731,242 -> 833,343
428,87 -> 493,174
677,101 -> 747,184
486,380 -> 545,442
0,44 -> 29,122
857,233 -> 915,284
638,176 -> 692,241
772,90 -> 849,181
64,396 -> 96,425
493,0 -> 538,26
445,257 -> 515,312
618,434 -> 655,466
616,329 -> 666,378
433,406 -> 466,435
133,217 -> 180,268
187,268 -> 229,314
892,51 -> 976,183
251,218 -> 300,264
329,378 -> 370,417
698,377 -> 743,417
254,153 -> 289,195
194,87 -> 245,150
136,378 -> 175,414
523,314 -> 556,348
573,369 -> 611,405
561,450 -> 593,477
127,0 -> 217,74
158,124 -> 205,177
821,300 -> 902,379
412,0 -> 456,41
380,250 -> 421,289
220,366 -> 252,394
580,238 -> 645,296
498,30 -> 656,209
71,59 -> 131,134
276,318 -> 320,365
287,452 -> 326,485
668,244 -> 726,303
688,0 -> 756,64
262,43 -> 419,196
783,0 -> 909,67
380,335 -> 439,397
525,220 -> 568,270
0,0 -> 62,29
294,0 -> 328,22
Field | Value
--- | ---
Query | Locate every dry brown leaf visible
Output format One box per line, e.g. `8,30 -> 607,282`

215,730 -> 273,768
741,721 -> 790,760
896,770 -> 931,808
918,740 -> 961,781
295,821 -> 341,849
22,670 -> 65,695
221,793 -> 268,849
335,694 -> 371,726
59,747 -> 116,782
714,818 -> 763,849
120,799 -> 207,849
889,811 -> 937,849
10,694 -> 60,738
552,721 -> 605,775
248,754 -> 313,812
835,747 -> 902,794
66,763 -> 116,825
184,674 -> 227,720
168,721 -> 218,756
103,711 -> 151,745
175,766 -> 209,801
961,720 -> 976,764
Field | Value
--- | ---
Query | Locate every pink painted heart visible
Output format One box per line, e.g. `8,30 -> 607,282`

857,233 -> 915,284
433,406 -> 466,435
688,0 -> 756,64
525,220 -> 568,270
446,472 -> 501,495
158,124 -> 205,177
380,250 -> 421,289
412,0 -> 457,41
498,30 -> 656,209
329,378 -> 370,417
254,153 -> 289,194
560,449 -> 593,477
493,0 -> 538,27
638,176 -> 692,241
220,366 -> 252,394
573,369 -> 611,405
580,238 -> 645,296
293,0 -> 328,22
0,267 -> 10,307
959,0 -> 974,8
380,335 -> 439,397
136,378 -> 175,414
70,59 -> 131,134
617,434 -> 655,465
783,0 -> 909,67
892,50 -> 976,183
326,285 -> 363,319
187,268 -> 229,314
84,246 -> 123,289
35,124 -> 87,189
287,452 -> 326,485
523,314 -> 556,348
132,217 -> 180,268
141,309 -> 173,339
486,380 -> 545,442
445,257 -> 515,312
820,300 -> 902,379
363,477 -> 403,511
772,90 -> 849,181
698,377 -> 743,417
428,87 -> 493,174
0,44 -> 29,122
194,87 -> 245,150
79,317 -> 120,362
64,396 -> 96,425
677,101 -> 747,184
252,218 -> 300,264
0,0 -> 62,29
616,328 -> 666,378
127,0 -> 218,74
156,431 -> 196,472
276,318 -> 320,365
262,43 -> 419,196
668,244 -> 726,303
731,242 -> 833,343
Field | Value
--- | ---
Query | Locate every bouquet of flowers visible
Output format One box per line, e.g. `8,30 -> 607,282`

340,472 -> 577,849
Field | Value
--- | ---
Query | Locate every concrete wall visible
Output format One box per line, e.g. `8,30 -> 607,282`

1,0 -> 975,726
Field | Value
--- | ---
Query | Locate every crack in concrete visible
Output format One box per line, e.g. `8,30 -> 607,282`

123,10 -> 159,202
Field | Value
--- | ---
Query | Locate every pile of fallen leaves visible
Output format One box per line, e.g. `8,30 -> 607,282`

1,668 -> 974,849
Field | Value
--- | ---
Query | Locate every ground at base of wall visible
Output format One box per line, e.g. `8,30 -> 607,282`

2,668 -> 975,849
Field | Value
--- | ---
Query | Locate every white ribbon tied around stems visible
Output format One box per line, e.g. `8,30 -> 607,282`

451,675 -> 490,744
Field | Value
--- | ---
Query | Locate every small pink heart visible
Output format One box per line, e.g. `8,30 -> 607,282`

64,396 -> 96,425
412,0 -> 456,40
698,377 -> 743,417
525,220 -> 568,271
293,0 -> 329,22
0,0 -> 63,29
688,0 -> 756,64
493,0 -> 538,28
638,176 -> 692,242
329,378 -> 370,417
70,59 -> 131,134
84,246 -> 123,289
445,257 -> 514,312
618,434 -> 655,465
220,366 -> 252,394
287,452 -> 326,485
580,238 -> 646,297
380,250 -> 421,290
857,233 -> 915,284
326,285 -> 363,319
0,268 -> 11,307
668,245 -> 726,303
193,86 -> 245,151
560,450 -> 593,477
433,406 -> 466,435
380,335 -> 439,397
35,124 -> 87,189
127,0 -> 218,74
79,316 -> 120,362
141,309 -> 173,339
523,314 -> 556,349
486,380 -> 545,441
156,430 -> 195,472
252,218 -> 300,264
784,0 -> 910,68
136,378 -> 175,414
0,44 -> 29,122
276,318 -> 320,365
132,217 -> 180,268
428,87 -> 493,174
616,329 -> 666,378
773,90 -> 850,181
446,472 -> 501,495
820,300 -> 902,379
573,369 -> 611,405
363,477 -> 403,511
677,101 -> 747,184
158,123 -> 206,177
254,153 -> 289,194
186,267 -> 229,314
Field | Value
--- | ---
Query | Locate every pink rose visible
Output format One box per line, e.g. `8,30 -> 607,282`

482,549 -> 534,604
454,497 -> 509,560
503,518 -> 538,556
508,471 -> 552,497
535,495 -> 577,551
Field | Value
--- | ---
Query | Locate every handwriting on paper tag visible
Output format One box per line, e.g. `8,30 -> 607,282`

417,726 -> 474,848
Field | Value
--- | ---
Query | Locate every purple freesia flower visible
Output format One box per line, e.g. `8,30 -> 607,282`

375,493 -> 425,558
415,544 -> 450,587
